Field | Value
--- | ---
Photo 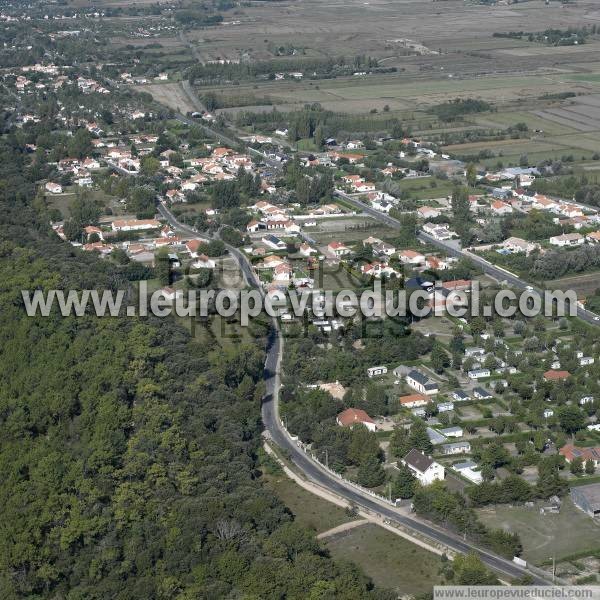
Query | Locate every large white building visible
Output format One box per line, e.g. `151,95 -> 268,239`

406,369 -> 439,395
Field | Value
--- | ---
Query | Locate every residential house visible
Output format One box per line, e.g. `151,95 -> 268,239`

336,408 -> 376,432
262,235 -> 286,250
402,449 -> 444,485
464,347 -> 485,358
417,206 -> 441,219
159,287 -> 183,302
367,365 -> 387,378
273,262 -> 292,282
502,237 -> 539,255
468,369 -> 491,380
328,241 -> 352,257
406,370 -> 439,395
532,194 -> 558,211
441,441 -> 471,455
84,226 -> 103,241
560,444 -> 600,468
473,387 -> 492,400
422,222 -> 455,240
112,219 -> 160,232
452,390 -> 470,402
549,233 -> 584,247
298,243 -> 317,257
399,393 -> 428,408
373,241 -> 396,256
45,181 -> 63,194
442,279 -> 471,292
543,369 -> 570,382
192,254 -> 216,269
427,428 -> 447,445
452,461 -> 483,484
400,249 -> 425,266
490,200 -> 513,215
439,426 -> 463,438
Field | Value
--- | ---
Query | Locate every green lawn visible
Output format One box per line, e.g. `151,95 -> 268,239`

325,523 -> 445,596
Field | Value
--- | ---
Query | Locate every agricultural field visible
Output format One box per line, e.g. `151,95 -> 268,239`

182,0 -> 600,74
138,82 -> 198,114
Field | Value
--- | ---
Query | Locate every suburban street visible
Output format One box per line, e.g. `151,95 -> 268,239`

334,190 -> 600,326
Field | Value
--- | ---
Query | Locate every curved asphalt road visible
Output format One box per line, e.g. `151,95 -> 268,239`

158,201 -> 550,584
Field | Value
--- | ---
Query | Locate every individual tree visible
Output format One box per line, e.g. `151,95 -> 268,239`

585,459 -> 596,475
451,186 -> 472,245
452,553 -> 498,585
570,456 -> 583,475
67,128 -> 93,158
408,419 -> 433,454
391,463 -> 417,499
558,405 -> 586,435
314,125 -> 324,149
211,180 -> 240,209
70,193 -> 100,226
430,341 -> 450,374
356,455 -> 386,488
295,176 -> 311,205
155,248 -> 172,285
389,426 -> 411,458
128,186 -> 156,218
536,456 -> 568,498
140,155 -> 161,176
466,163 -> 477,187
63,219 -> 82,241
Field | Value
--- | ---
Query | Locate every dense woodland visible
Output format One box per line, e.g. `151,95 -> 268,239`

0,137 -> 394,598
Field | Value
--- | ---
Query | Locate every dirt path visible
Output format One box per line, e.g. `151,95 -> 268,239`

317,519 -> 369,540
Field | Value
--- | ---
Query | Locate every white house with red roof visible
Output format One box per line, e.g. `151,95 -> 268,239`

186,239 -> 204,258
328,241 -> 352,257
399,249 -> 425,265
490,200 -> 513,215
336,408 -> 376,432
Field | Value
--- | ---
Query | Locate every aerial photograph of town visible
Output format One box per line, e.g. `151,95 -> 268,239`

5,0 -> 600,597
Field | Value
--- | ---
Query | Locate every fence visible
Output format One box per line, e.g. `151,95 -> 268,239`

279,419 -> 397,507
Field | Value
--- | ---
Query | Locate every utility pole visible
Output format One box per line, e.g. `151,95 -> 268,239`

325,448 -> 329,469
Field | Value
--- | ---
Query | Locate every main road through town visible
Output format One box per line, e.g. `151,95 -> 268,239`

158,201 -> 552,584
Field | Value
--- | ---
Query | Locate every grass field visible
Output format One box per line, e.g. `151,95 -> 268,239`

201,71 -> 595,115
46,188 -> 123,219
263,473 -> 352,533
325,523 -> 444,596
477,497 -> 600,565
